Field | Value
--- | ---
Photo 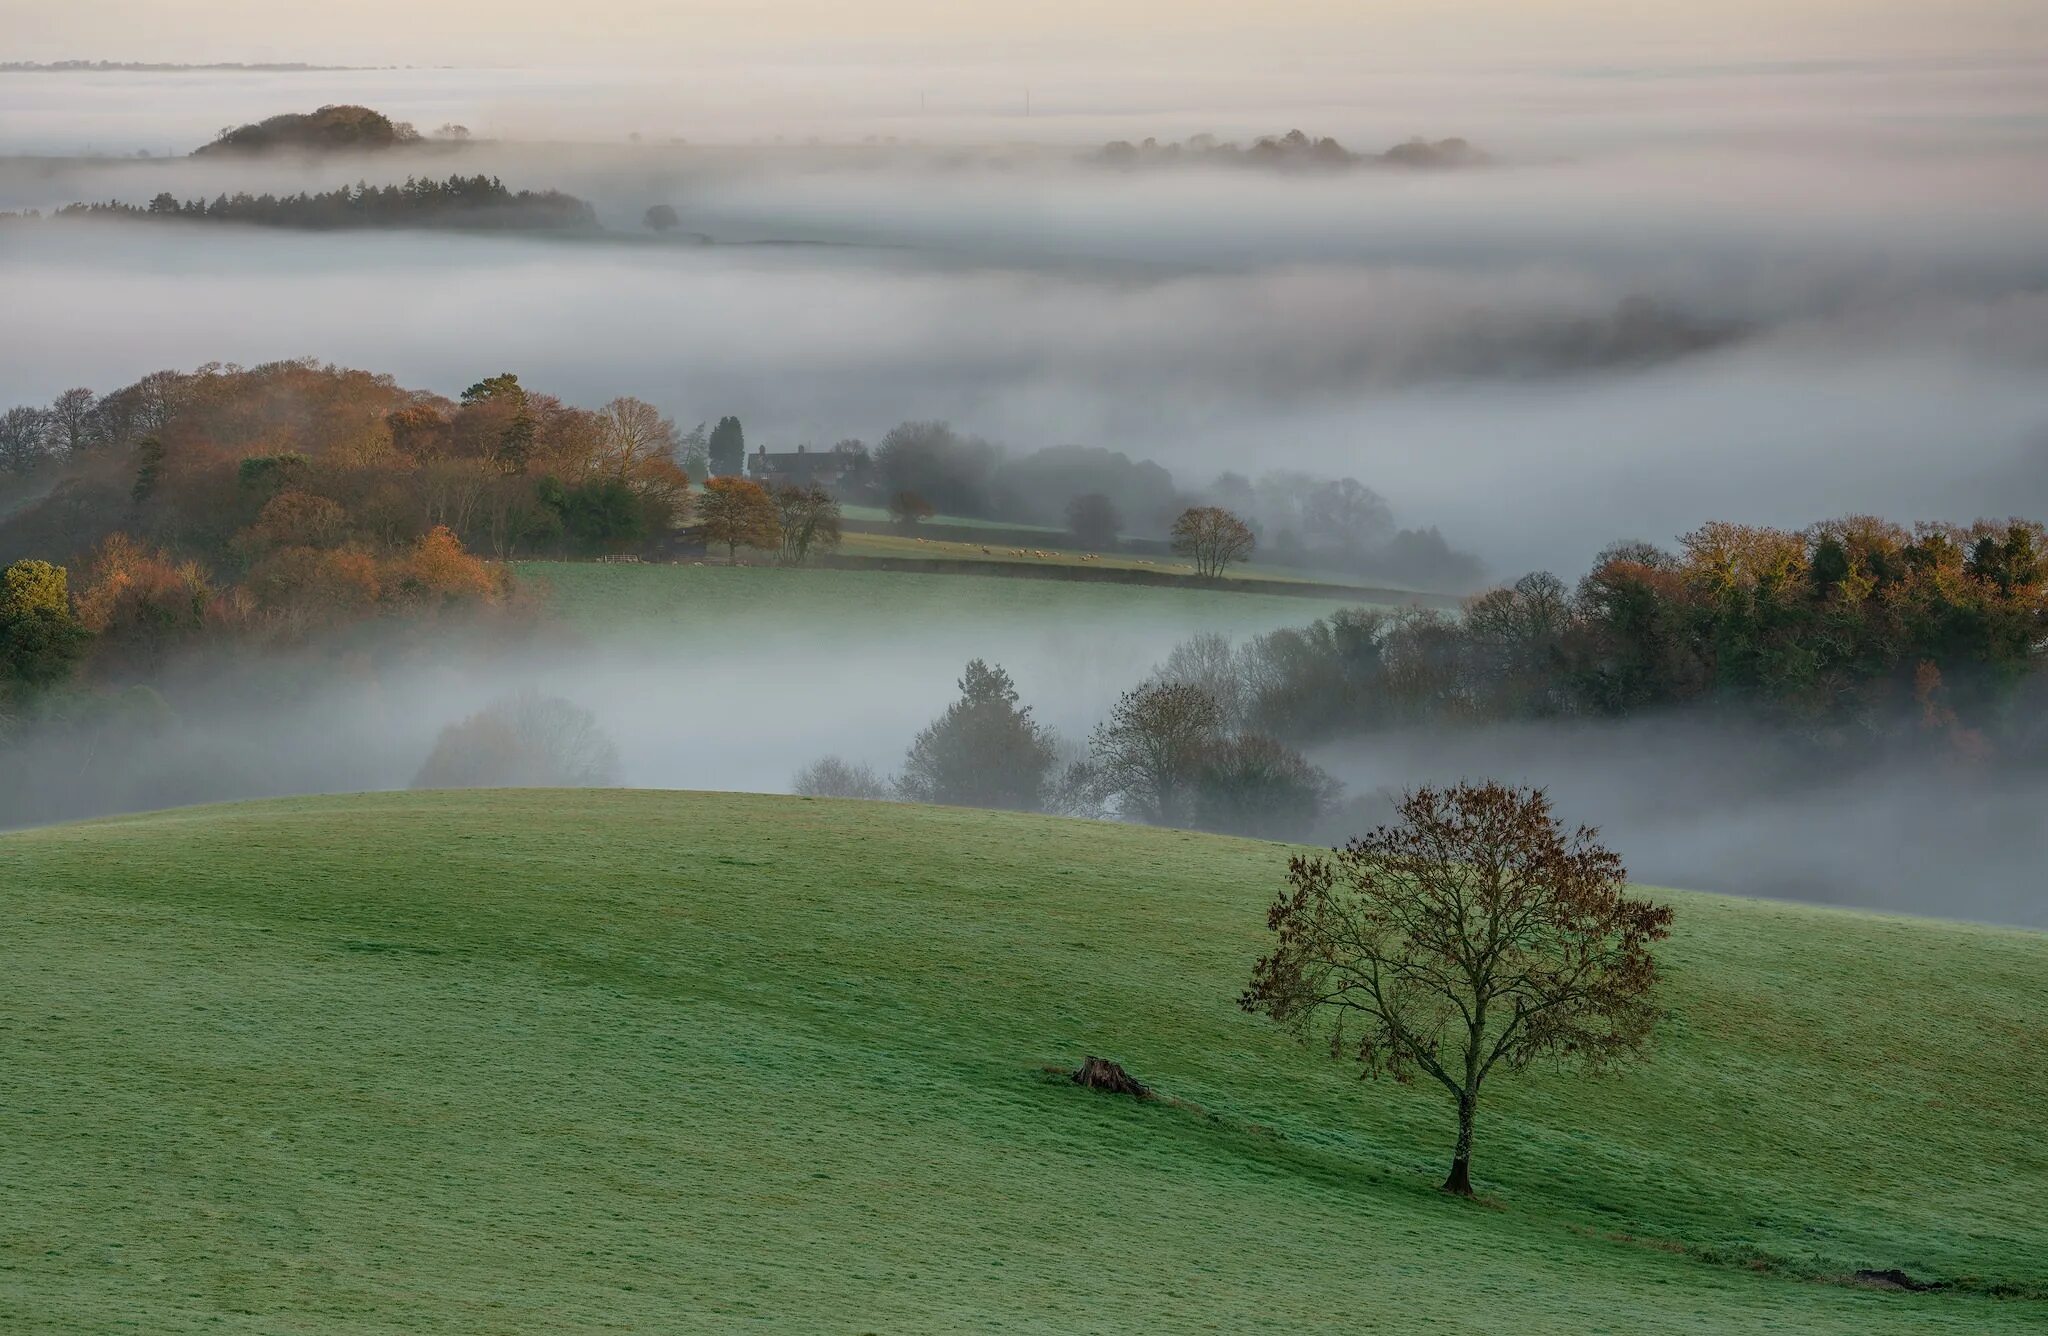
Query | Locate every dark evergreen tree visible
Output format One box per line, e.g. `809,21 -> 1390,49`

709,415 -> 746,477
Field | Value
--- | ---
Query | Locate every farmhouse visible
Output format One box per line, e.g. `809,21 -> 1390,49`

747,443 -> 850,487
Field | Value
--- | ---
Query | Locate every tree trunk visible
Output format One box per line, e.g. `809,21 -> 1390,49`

1442,1091 -> 1477,1196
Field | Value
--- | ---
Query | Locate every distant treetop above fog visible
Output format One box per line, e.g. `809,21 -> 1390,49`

1094,130 -> 1489,171
193,104 -> 422,157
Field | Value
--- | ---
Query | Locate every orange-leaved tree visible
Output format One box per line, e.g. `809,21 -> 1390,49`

698,476 -> 782,565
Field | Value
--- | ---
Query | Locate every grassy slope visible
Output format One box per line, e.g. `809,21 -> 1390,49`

839,503 -> 1065,534
514,559 -> 1377,634
2,791 -> 2043,1334
829,529 -> 1390,590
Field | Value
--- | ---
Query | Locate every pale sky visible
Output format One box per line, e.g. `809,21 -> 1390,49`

5,0 -> 2043,68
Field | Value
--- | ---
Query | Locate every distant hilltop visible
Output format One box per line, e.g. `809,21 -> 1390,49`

1095,130 -> 1490,170
193,104 -> 436,156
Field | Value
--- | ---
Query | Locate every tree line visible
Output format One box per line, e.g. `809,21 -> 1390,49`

1147,521 -> 2048,756
30,174 -> 598,232
819,420 -> 1479,588
796,511 -> 2048,841
0,364 -> 1476,592
0,363 -> 862,720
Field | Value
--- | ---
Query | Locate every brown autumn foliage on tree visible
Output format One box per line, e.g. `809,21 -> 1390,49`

72,533 -> 214,669
1171,505 -> 1256,578
697,476 -> 782,564
1242,781 -> 1672,1197
398,524 -> 505,602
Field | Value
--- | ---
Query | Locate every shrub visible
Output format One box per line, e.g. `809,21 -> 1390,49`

793,756 -> 890,800
414,692 -> 621,789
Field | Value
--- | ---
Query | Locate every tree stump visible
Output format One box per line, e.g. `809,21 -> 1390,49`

1071,1056 -> 1150,1099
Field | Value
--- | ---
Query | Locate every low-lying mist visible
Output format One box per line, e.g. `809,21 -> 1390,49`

1315,717 -> 2048,928
9,604 -> 2043,928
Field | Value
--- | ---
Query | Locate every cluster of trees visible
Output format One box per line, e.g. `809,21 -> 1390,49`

1097,130 -> 1488,171
1,363 -> 690,563
795,510 -> 2048,849
193,104 -> 422,155
47,175 -> 598,232
1148,517 -> 2048,756
0,363 -> 863,707
796,659 -> 1342,840
4,365 -> 1476,595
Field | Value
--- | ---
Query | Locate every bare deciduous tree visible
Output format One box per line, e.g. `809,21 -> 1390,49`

774,482 -> 843,565
48,387 -> 97,457
597,396 -> 680,481
1171,505 -> 1255,579
1242,781 -> 1672,1197
1087,681 -> 1224,827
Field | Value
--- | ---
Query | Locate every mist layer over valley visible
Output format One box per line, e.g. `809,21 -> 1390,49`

6,121 -> 2047,576
4,57 -> 2047,925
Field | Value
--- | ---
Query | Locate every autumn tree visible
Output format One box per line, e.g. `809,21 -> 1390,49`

595,397 -> 679,480
888,489 -> 935,533
897,660 -> 1057,810
1171,505 -> 1255,578
774,482 -> 842,565
697,475 -> 781,564
1242,782 -> 1672,1197
72,534 -> 212,669
394,525 -> 502,602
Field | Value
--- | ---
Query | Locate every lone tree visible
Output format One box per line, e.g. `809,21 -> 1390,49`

643,203 -> 680,232
887,489 -> 936,533
1171,505 -> 1255,579
697,475 -> 781,564
1241,781 -> 1671,1197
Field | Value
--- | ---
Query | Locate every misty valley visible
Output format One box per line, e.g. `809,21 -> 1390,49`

2,34 -> 2046,1336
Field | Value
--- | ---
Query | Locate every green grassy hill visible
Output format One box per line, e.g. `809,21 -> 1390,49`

3,791 -> 2043,1333
515,559 -> 1384,635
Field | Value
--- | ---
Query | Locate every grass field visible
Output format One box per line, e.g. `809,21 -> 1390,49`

838,504 -> 1065,534
3,790 -> 2043,1333
515,559 -> 1384,636
828,529 -> 1393,590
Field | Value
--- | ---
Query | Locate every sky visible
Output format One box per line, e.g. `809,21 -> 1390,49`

5,0 -> 2043,69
